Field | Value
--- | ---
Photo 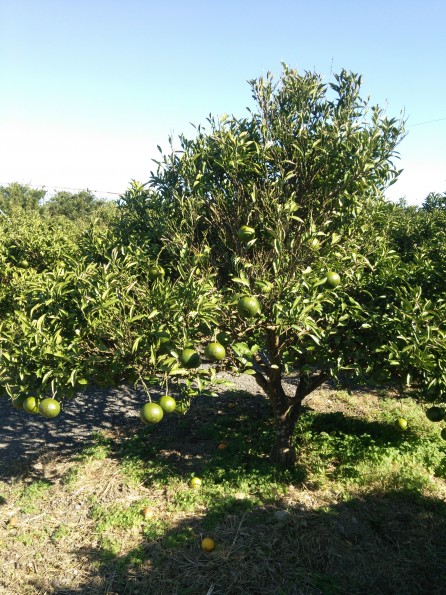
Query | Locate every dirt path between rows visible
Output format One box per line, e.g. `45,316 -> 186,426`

0,373 -> 275,481
0,385 -> 143,480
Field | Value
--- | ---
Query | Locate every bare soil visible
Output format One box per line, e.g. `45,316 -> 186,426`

0,373 -> 272,480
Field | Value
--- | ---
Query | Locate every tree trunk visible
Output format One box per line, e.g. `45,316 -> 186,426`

264,330 -> 302,467
267,374 -> 303,467
254,329 -> 330,468
268,374 -> 327,467
270,409 -> 298,466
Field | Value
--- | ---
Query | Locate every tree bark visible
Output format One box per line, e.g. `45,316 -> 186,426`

269,404 -> 299,466
254,330 -> 330,467
265,330 -> 301,466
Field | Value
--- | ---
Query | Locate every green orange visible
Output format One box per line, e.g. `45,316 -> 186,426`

237,296 -> 261,319
216,331 -> 231,347
395,418 -> 407,431
204,342 -> 226,361
159,395 -> 176,413
39,398 -> 61,418
237,225 -> 255,243
12,395 -> 27,410
23,397 -> 40,414
326,271 -> 341,288
148,266 -> 165,281
140,402 -> 164,424
189,477 -> 202,489
179,348 -> 201,369
426,406 -> 445,422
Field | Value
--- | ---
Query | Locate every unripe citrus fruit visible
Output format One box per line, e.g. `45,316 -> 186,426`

326,271 -> 341,288
426,406 -> 445,422
140,402 -> 164,424
201,537 -> 215,552
159,395 -> 176,413
189,477 -> 202,489
395,418 -> 407,431
205,342 -> 226,361
237,296 -> 261,319
159,342 -> 173,355
441,428 -> 446,441
39,398 -> 61,418
23,397 -> 39,414
237,225 -> 255,243
12,395 -> 27,410
216,331 -> 231,347
179,348 -> 201,369
148,266 -> 165,281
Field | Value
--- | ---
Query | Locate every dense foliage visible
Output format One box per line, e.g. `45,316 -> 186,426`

1,66 -> 446,466
385,198 -> 446,297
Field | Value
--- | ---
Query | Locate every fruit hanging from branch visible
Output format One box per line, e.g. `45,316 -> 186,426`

237,225 -> 256,243
237,296 -> 261,319
204,341 -> 226,361
140,402 -> 164,424
179,348 -> 201,369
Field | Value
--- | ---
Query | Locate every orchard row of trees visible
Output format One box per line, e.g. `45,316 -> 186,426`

1,66 -> 445,465
0,183 -> 116,221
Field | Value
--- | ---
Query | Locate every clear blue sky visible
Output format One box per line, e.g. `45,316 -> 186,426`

1,0 -> 445,204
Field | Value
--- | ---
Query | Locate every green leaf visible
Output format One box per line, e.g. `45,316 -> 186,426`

132,336 -> 143,353
232,277 -> 250,287
42,370 -> 53,384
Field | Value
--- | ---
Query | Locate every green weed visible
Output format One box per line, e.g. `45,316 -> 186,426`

51,524 -> 70,542
90,502 -> 144,534
296,402 -> 446,493
76,432 -> 113,461
19,479 -> 52,513
61,466 -> 82,486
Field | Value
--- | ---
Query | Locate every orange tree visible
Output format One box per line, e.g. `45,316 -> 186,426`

2,67 -> 446,467
385,195 -> 446,298
127,66 -> 446,465
0,236 -> 224,407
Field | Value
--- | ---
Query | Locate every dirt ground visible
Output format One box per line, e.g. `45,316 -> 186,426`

2,376 -> 446,595
0,372 -> 275,479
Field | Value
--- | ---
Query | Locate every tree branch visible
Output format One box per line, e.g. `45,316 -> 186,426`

253,370 -> 268,393
294,372 -> 330,401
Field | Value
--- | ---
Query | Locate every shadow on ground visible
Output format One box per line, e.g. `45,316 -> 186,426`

25,489 -> 446,595
0,385 -> 146,481
0,372 -> 268,482
2,384 -> 446,594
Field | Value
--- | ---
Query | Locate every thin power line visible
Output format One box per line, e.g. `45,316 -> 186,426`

407,116 -> 446,128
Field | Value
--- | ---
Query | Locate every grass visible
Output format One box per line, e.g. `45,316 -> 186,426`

18,479 -> 53,514
1,385 -> 446,594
